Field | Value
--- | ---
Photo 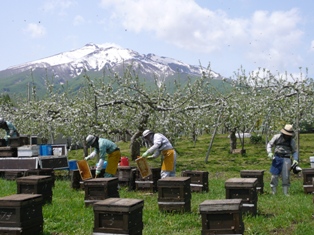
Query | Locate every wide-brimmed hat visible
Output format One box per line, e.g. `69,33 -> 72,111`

281,124 -> 294,136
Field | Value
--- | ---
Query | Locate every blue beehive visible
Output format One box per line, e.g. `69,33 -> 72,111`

39,145 -> 52,156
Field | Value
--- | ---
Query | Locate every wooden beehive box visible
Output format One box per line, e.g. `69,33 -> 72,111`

16,175 -> 53,204
240,170 -> 265,194
93,198 -> 144,235
199,199 -> 244,235
77,159 -> 93,180
0,146 -> 18,157
84,177 -> 119,206
225,177 -> 258,216
7,137 -> 29,148
302,168 -> 314,193
70,169 -> 82,190
0,138 -> 6,147
0,194 -> 43,235
135,167 -> 161,192
181,170 -> 209,192
4,171 -> 24,180
38,155 -> 68,170
24,168 -> 55,187
157,177 -> 191,212
116,166 -> 136,186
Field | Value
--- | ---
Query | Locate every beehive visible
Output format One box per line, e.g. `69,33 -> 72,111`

181,170 -> 209,192
16,175 -> 53,204
302,168 -> 314,193
24,168 -> 55,187
240,170 -> 264,194
0,194 -> 43,235
225,177 -> 258,216
117,166 -> 136,187
93,198 -> 144,235
0,146 -> 17,157
199,199 -> 244,235
157,177 -> 191,212
135,167 -> 161,192
84,177 -> 119,206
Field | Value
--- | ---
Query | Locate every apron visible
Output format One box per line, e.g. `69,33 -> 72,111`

161,149 -> 175,171
105,150 -> 121,175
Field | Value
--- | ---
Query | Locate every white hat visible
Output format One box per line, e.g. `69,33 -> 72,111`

281,124 -> 294,136
143,130 -> 153,137
86,135 -> 97,146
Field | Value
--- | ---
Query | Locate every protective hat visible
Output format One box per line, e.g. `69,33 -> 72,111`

291,161 -> 302,174
86,135 -> 97,147
281,124 -> 294,136
143,130 -> 153,137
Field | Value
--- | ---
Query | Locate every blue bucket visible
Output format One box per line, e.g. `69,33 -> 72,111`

68,160 -> 78,170
40,145 -> 52,156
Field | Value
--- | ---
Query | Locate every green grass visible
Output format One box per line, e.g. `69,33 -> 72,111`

1,133 -> 314,235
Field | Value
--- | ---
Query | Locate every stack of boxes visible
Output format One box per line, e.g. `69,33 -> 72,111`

181,170 -> 209,192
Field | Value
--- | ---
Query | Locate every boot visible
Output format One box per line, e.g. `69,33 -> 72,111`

271,186 -> 276,195
283,186 -> 289,196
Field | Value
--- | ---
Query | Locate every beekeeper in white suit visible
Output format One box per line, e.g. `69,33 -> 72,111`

142,130 -> 176,178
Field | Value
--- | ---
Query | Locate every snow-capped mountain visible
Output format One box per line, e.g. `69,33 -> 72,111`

3,43 -> 221,82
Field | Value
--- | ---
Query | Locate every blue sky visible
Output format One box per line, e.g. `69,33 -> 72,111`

1,0 -> 314,78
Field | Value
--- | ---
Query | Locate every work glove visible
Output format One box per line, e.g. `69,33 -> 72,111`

95,170 -> 101,177
268,152 -> 274,159
292,160 -> 298,165
147,155 -> 154,159
142,152 -> 149,157
84,156 -> 90,161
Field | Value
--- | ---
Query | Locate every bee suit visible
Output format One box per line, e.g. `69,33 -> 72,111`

142,130 -> 176,178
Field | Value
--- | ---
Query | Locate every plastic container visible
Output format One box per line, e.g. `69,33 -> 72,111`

120,157 -> 129,166
96,161 -> 107,169
310,156 -> 314,168
39,145 -> 52,156
68,160 -> 78,170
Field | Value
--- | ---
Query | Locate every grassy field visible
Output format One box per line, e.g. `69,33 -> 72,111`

1,133 -> 314,235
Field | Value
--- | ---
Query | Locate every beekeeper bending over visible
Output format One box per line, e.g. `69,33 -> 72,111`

85,135 -> 121,178
0,118 -> 19,140
142,130 -> 176,178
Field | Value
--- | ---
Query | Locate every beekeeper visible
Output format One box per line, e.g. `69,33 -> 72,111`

266,124 -> 298,195
84,135 -> 121,178
142,130 -> 176,178
0,118 -> 19,140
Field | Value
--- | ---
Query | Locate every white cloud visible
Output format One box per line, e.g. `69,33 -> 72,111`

42,0 -> 76,15
24,23 -> 46,38
73,15 -> 85,26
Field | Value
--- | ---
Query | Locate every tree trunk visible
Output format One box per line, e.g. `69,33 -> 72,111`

229,129 -> 237,153
130,131 -> 142,160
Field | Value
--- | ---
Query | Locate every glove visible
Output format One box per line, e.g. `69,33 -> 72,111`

147,155 -> 154,159
142,152 -> 149,157
268,153 -> 274,159
95,170 -> 101,176
292,160 -> 298,165
84,156 -> 90,161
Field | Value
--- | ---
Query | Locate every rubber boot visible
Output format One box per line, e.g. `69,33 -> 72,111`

271,186 -> 276,195
283,186 -> 289,196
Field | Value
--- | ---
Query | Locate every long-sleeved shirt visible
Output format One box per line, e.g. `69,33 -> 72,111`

145,133 -> 173,158
267,133 -> 298,160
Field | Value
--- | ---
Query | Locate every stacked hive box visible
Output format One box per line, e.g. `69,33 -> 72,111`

24,168 -> 55,187
225,178 -> 258,216
84,177 -> 120,206
302,168 -> 314,193
16,175 -> 54,204
199,199 -> 244,235
93,198 -> 144,235
157,177 -> 191,212
135,167 -> 161,192
240,170 -> 265,194
116,166 -> 137,187
0,194 -> 43,235
181,170 -> 209,192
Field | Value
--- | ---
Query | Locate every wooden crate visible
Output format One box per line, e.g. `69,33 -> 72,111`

117,166 -> 136,186
8,137 -> 29,148
38,156 -> 68,170
70,169 -> 81,190
157,177 -> 191,212
93,198 -> 144,235
0,139 -> 6,147
199,199 -> 244,235
181,170 -> 209,192
302,168 -> 314,185
24,168 -> 55,187
84,177 -> 120,206
16,175 -> 53,204
0,194 -> 43,229
240,170 -> 265,194
0,146 -> 18,157
135,168 -> 160,192
0,158 -> 38,171
225,178 -> 258,216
